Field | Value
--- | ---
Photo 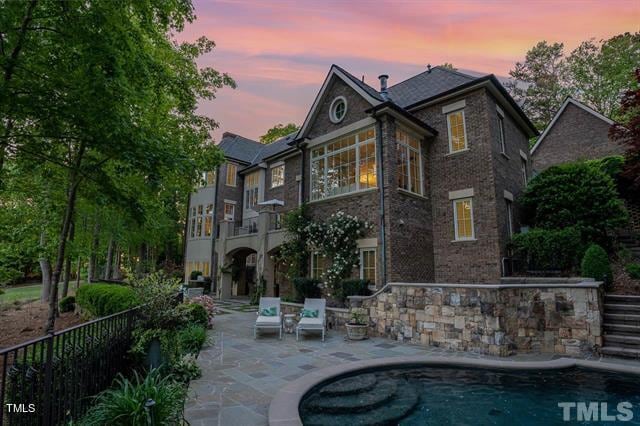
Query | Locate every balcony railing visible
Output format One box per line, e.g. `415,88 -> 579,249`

231,218 -> 258,236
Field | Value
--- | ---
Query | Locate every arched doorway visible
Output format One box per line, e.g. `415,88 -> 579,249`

226,247 -> 258,298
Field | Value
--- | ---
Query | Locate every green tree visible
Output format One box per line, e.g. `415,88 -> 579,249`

440,63 -> 457,71
519,162 -> 627,246
259,123 -> 299,144
506,41 -> 570,130
566,33 -> 640,121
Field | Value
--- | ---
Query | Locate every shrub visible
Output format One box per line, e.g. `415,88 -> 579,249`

79,369 -> 185,426
520,162 -> 627,245
177,324 -> 207,354
76,284 -> 139,317
335,279 -> 371,304
189,295 -> 215,326
176,303 -> 209,329
626,263 -> 640,279
293,277 -> 322,301
581,244 -> 612,287
59,295 -> 76,313
130,272 -> 184,330
171,354 -> 201,383
189,270 -> 202,280
509,227 -> 583,272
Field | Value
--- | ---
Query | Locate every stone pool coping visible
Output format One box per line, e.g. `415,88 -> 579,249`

267,355 -> 640,426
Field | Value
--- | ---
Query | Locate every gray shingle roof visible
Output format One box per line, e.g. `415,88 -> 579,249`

388,67 -> 480,108
217,131 -> 297,167
332,64 -> 385,102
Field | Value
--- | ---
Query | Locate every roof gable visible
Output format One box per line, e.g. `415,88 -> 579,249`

297,65 -> 383,139
531,97 -> 615,154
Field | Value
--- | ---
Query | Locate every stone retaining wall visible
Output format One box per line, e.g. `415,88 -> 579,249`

281,302 -> 351,330
351,281 -> 603,357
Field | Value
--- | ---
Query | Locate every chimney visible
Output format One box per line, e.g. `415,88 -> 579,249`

378,74 -> 389,98
427,64 -> 432,73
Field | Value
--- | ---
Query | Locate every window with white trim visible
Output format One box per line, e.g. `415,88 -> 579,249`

506,199 -> 513,238
196,205 -> 203,237
226,163 -> 237,187
360,248 -> 376,283
311,252 -> 327,280
202,171 -> 216,187
310,127 -> 376,201
447,109 -> 467,153
204,204 -> 213,237
271,165 -> 284,188
396,128 -> 422,195
189,207 -> 196,238
224,202 -> 235,221
453,198 -> 474,240
497,114 -> 506,154
244,171 -> 260,210
329,96 -> 347,123
521,159 -> 528,186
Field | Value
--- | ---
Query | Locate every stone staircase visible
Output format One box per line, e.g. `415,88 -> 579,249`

618,233 -> 640,260
602,294 -> 640,358
301,373 -> 419,425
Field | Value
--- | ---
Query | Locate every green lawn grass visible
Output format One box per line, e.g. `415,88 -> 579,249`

0,283 -> 78,305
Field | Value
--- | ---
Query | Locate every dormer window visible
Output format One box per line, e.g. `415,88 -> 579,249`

329,96 -> 347,123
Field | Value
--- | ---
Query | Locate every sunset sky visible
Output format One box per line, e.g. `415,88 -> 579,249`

179,0 -> 640,142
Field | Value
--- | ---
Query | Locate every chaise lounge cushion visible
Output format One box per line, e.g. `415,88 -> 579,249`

256,315 -> 281,326
298,317 -> 323,328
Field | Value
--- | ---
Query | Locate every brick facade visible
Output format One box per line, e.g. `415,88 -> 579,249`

532,102 -> 624,172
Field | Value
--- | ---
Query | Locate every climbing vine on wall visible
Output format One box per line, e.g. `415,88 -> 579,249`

276,206 -> 372,292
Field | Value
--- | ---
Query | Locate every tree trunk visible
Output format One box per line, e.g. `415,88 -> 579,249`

39,230 -> 51,303
88,220 -> 100,283
46,140 -> 85,333
104,236 -> 114,280
0,0 -> 38,176
61,220 -> 74,298
112,246 -> 121,279
75,256 -> 81,289
136,243 -> 146,276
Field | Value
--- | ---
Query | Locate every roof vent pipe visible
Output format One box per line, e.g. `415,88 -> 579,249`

378,74 -> 389,98
427,64 -> 432,73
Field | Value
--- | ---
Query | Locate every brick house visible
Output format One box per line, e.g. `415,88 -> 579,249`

185,64 -> 538,298
531,97 -> 625,172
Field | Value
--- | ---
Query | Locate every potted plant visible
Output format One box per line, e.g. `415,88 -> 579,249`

346,308 -> 368,340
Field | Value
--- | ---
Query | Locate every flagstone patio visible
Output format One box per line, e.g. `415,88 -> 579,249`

184,300 -> 570,426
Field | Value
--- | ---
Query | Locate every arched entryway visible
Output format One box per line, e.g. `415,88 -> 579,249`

225,247 -> 258,298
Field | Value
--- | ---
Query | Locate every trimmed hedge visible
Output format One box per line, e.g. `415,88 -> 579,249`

581,244 -> 612,287
335,279 -> 371,304
293,277 -> 322,302
509,227 -> 583,272
176,303 -> 208,329
76,284 -> 140,317
59,295 -> 76,313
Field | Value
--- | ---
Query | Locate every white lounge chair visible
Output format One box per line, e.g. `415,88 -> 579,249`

254,297 -> 282,339
296,298 -> 326,342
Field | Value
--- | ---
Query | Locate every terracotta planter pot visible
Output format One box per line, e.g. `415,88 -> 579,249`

346,323 -> 368,340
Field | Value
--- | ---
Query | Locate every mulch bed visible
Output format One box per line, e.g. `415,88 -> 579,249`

0,301 -> 85,349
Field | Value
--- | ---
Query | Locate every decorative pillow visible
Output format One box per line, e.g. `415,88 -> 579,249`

301,309 -> 319,318
260,306 -> 277,316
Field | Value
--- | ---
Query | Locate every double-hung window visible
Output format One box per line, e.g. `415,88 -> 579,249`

453,198 -> 474,240
521,159 -> 528,186
447,109 -> 467,153
506,200 -> 514,238
497,114 -> 506,155
224,202 -> 235,221
244,172 -> 260,210
311,252 -> 327,280
196,205 -> 203,237
204,204 -> 213,237
396,128 -> 422,195
226,163 -> 237,187
360,248 -> 376,283
271,165 -> 284,188
310,127 -> 376,201
189,207 -> 196,238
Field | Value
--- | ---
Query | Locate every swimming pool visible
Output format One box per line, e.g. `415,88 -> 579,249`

299,365 -> 640,425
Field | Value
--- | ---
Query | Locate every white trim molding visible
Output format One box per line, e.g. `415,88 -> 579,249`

223,199 -> 237,205
519,149 -> 528,160
531,97 -> 616,154
449,188 -> 474,200
357,238 -> 378,248
442,99 -> 466,114
305,117 -> 376,148
496,104 -> 505,117
329,96 -> 348,124
503,190 -> 514,201
269,160 -> 285,168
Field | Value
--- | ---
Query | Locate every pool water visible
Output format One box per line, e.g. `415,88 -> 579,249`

299,366 -> 640,425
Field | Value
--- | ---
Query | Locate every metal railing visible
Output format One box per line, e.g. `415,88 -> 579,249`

0,307 -> 139,425
231,218 -> 258,236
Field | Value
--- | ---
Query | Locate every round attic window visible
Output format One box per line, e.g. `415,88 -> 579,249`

329,96 -> 347,123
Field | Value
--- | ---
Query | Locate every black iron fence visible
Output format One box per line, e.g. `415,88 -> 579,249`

0,307 -> 139,425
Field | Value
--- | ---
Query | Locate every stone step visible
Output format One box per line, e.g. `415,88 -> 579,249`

603,334 -> 640,348
604,313 -> 640,326
302,381 -> 419,426
601,346 -> 640,359
319,373 -> 377,396
306,377 -> 398,414
604,304 -> 640,314
605,294 -> 640,305
603,323 -> 640,336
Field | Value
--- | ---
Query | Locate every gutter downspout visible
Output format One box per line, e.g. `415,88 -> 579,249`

210,165 -> 220,294
374,116 -> 387,288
